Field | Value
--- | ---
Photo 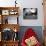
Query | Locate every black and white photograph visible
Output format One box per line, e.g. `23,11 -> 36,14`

23,8 -> 38,19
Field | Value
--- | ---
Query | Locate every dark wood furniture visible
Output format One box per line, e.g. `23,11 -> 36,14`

0,7 -> 19,24
0,7 -> 19,46
2,41 -> 19,46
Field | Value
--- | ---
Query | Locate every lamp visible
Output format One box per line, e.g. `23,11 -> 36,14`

15,0 -> 17,7
14,28 -> 17,32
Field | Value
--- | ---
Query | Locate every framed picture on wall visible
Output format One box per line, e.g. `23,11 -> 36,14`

23,8 -> 38,19
2,10 -> 9,15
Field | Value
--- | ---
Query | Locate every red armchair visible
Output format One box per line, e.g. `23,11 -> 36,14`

21,28 -> 41,46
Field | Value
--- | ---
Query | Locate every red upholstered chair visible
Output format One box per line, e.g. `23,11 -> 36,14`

21,28 -> 41,46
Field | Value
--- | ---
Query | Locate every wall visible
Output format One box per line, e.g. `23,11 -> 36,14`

0,0 -> 15,7
0,0 -> 44,26
17,0 -> 44,26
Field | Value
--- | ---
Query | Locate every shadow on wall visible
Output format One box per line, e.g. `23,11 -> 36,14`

18,26 -> 43,44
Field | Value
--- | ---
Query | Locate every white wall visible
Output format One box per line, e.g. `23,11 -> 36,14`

17,0 -> 44,26
0,0 -> 15,7
0,0 -> 44,26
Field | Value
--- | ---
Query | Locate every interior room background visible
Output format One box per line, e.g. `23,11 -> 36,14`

0,0 -> 44,44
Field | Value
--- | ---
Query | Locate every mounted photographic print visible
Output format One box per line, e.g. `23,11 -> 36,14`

23,8 -> 38,19
2,10 -> 9,15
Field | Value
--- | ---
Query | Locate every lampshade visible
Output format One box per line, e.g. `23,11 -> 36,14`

13,28 -> 17,32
